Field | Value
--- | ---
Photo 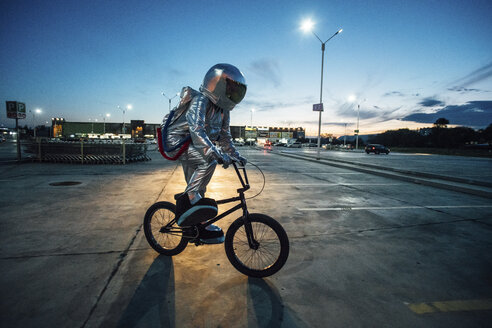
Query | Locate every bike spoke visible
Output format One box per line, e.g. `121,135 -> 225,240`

232,221 -> 281,271
149,208 -> 181,249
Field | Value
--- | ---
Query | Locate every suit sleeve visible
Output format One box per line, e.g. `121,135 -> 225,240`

218,109 -> 240,159
186,94 -> 223,163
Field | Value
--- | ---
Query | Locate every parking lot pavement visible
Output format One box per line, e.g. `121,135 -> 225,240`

282,147 -> 492,184
1,148 -> 492,327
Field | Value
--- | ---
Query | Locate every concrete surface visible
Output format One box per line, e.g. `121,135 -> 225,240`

1,143 -> 492,327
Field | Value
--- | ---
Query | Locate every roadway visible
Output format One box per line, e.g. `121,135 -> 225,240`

0,147 -> 491,327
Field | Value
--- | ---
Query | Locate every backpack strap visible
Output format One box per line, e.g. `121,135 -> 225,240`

157,127 -> 191,160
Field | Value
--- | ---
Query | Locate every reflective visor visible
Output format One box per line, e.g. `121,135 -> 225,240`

225,78 -> 247,104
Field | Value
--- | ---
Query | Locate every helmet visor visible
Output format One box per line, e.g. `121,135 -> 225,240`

225,78 -> 247,104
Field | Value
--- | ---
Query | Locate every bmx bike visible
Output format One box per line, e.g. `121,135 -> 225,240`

143,162 -> 289,278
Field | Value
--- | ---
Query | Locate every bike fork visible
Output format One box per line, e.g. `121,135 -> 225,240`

244,219 -> 259,250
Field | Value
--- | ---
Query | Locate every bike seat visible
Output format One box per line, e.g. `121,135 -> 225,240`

174,192 -> 184,201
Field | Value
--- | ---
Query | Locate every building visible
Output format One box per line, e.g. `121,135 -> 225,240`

51,119 -> 305,143
51,118 -> 160,139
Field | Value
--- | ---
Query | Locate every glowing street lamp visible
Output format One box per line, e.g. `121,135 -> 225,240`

162,92 -> 180,111
300,18 -> 342,159
117,104 -> 132,134
30,108 -> 42,137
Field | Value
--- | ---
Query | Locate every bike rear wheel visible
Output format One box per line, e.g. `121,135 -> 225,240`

225,214 -> 289,278
143,201 -> 188,256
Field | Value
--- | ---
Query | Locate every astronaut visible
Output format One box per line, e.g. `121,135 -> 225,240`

162,63 -> 247,243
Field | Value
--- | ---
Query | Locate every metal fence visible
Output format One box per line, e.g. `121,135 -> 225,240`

23,139 -> 151,164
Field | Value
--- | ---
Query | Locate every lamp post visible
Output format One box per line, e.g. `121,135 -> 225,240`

344,123 -> 347,146
162,92 -> 180,111
101,113 -> 110,134
301,19 -> 342,160
89,118 -> 98,134
30,108 -> 42,137
348,95 -> 365,150
117,104 -> 132,134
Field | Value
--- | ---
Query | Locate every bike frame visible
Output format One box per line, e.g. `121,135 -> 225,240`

163,162 -> 259,248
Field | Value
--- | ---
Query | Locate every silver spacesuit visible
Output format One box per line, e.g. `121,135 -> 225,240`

163,64 -> 247,206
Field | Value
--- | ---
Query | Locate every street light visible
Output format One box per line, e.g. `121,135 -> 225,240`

162,92 -> 180,111
117,104 -> 132,134
89,118 -> 98,134
30,108 -> 42,137
101,113 -> 110,134
348,95 -> 365,150
301,18 -> 342,159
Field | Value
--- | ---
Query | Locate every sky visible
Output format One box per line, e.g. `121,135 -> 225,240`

1,0 -> 491,136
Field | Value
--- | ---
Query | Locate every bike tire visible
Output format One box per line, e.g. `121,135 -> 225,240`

225,213 -> 289,278
143,201 -> 188,256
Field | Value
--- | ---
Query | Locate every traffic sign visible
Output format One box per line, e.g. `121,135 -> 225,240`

6,101 -> 26,119
312,103 -> 324,112
17,102 -> 26,118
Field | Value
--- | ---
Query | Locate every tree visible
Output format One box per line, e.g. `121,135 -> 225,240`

434,117 -> 449,128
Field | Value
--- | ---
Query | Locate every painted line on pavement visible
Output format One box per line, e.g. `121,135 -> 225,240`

270,183 -> 402,186
407,298 -> 492,314
298,205 -> 492,211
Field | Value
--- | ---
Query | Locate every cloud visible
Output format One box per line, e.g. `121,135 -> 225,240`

383,91 -> 420,97
402,101 -> 492,127
240,97 -> 311,112
450,61 -> 492,88
447,86 -> 487,93
335,101 -> 403,121
418,97 -> 444,107
248,58 -> 282,87
383,91 -> 405,97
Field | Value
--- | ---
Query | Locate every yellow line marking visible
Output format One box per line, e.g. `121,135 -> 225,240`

408,299 -> 492,314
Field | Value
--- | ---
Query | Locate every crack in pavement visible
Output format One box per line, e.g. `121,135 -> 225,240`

0,247 -> 150,260
80,163 -> 179,328
289,217 -> 486,240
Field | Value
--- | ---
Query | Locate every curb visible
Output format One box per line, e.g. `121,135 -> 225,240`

274,151 -> 492,199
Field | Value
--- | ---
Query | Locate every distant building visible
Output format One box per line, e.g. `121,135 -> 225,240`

50,119 -> 305,142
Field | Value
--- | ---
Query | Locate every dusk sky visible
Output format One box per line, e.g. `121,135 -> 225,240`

1,0 -> 491,136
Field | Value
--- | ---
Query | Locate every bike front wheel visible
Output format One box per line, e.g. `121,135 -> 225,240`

143,201 -> 188,256
225,214 -> 289,278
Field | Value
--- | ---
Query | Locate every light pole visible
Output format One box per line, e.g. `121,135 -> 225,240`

301,19 -> 342,160
162,92 -> 180,111
30,108 -> 42,137
348,95 -> 365,150
101,113 -> 110,134
250,108 -> 255,127
117,104 -> 132,134
89,118 -> 98,134
344,123 -> 347,146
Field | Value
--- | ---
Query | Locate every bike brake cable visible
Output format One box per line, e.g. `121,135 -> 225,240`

245,161 -> 265,200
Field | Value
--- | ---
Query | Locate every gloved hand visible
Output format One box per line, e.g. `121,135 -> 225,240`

217,152 -> 233,169
237,155 -> 247,166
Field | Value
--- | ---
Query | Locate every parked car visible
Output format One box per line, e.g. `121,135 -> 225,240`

287,142 -> 302,148
234,141 -> 244,146
365,144 -> 390,154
